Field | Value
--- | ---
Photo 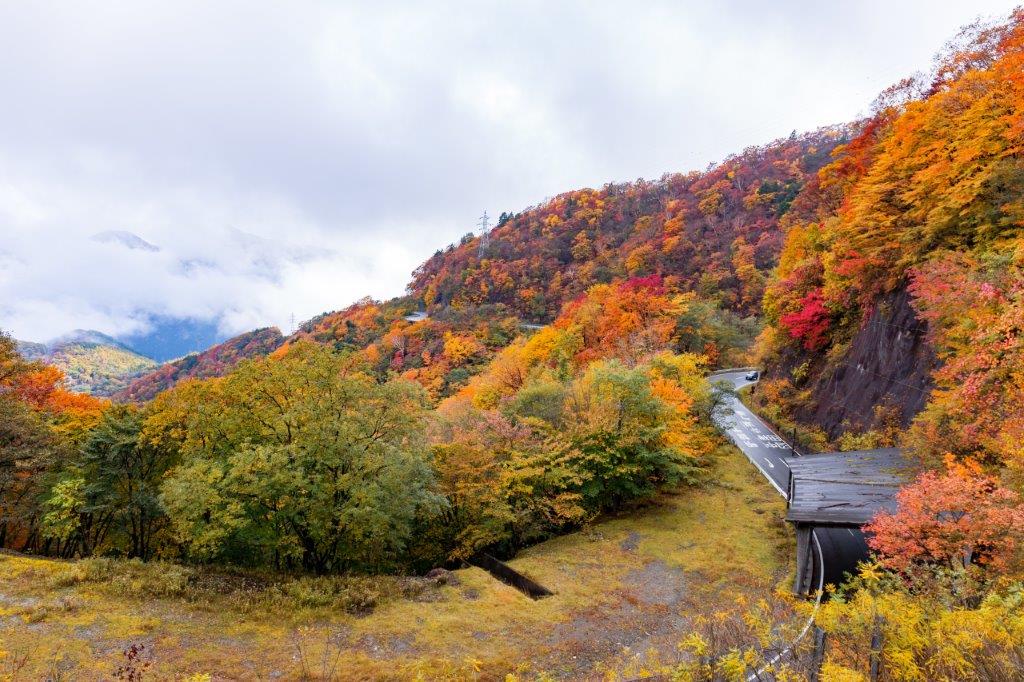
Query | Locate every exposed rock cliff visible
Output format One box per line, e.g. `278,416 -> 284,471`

778,286 -> 937,438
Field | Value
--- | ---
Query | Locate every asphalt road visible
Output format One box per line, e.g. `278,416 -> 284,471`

712,371 -> 794,497
712,370 -> 870,591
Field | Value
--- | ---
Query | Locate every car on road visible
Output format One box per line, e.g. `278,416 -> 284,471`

744,370 -> 759,381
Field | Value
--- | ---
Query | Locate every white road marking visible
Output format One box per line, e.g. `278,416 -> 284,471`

715,372 -> 827,681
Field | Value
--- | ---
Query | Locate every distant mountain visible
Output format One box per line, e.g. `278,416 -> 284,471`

92,230 -> 161,252
18,330 -> 158,397
15,340 -> 49,360
114,327 -> 285,402
117,316 -> 228,362
49,329 -> 132,350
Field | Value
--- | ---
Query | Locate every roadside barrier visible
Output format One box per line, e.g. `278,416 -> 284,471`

707,366 -> 759,377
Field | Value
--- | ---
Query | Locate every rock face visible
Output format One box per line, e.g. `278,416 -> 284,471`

789,286 -> 937,438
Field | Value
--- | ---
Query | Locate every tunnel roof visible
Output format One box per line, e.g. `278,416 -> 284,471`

785,448 -> 911,526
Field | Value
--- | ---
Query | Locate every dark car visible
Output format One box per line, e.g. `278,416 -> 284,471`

744,371 -> 759,381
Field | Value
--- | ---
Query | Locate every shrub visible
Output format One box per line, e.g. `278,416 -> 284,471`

273,575 -> 383,613
38,556 -> 443,617
45,558 -> 193,597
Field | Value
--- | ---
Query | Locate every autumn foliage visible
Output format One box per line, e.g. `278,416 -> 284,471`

412,128 -> 845,320
778,289 -> 830,351
866,457 -> 1024,573
760,10 -> 1024,468
1,332 -> 107,551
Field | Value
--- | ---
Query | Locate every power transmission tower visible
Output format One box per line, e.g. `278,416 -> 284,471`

289,312 -> 295,334
478,210 -> 490,258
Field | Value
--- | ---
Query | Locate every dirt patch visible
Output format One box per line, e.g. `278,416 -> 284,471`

619,531 -> 642,552
352,632 -> 418,660
542,561 -> 689,679
622,561 -> 687,607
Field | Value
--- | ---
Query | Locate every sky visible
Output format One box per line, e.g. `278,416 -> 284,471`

0,0 -> 1018,343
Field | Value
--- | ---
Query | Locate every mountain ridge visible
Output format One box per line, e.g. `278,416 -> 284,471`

113,326 -> 285,402
111,127 -> 847,401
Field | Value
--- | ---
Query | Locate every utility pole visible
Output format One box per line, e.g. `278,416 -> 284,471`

478,210 -> 490,258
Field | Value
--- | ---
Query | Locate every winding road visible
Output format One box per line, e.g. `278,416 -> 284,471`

712,371 -> 794,497
711,371 -> 870,619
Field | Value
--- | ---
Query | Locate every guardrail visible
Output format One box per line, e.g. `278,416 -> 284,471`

707,366 -> 759,377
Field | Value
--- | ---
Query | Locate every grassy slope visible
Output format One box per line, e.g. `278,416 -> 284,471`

0,447 -> 791,681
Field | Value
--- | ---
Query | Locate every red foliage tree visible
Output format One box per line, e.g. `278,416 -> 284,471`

865,458 -> 1024,573
779,289 -> 830,351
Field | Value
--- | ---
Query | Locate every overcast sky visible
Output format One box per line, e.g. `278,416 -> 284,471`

0,0 -> 1017,342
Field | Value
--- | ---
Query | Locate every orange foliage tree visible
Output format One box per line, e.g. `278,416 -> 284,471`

865,457 -> 1024,574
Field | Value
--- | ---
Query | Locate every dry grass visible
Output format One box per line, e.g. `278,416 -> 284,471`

0,445 -> 792,680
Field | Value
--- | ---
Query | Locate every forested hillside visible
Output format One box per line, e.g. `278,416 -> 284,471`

2,275 -> 722,572
118,126 -> 828,402
756,12 -> 1024,470
17,331 -> 157,396
113,327 -> 284,402
411,128 -> 845,321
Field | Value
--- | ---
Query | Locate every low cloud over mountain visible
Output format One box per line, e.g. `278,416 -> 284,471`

0,1 -> 1011,342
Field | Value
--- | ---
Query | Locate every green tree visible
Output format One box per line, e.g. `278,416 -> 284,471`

76,406 -> 175,559
555,360 -> 699,514
158,343 -> 443,573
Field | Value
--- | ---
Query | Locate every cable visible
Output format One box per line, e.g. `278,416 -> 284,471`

746,530 -> 825,681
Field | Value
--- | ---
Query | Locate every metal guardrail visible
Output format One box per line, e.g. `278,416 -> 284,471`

707,366 -> 759,377
745,530 -> 826,681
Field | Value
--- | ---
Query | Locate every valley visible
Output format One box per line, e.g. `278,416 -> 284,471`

2,7 -> 1024,681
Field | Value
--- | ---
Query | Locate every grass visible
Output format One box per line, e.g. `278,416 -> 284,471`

0,445 -> 793,680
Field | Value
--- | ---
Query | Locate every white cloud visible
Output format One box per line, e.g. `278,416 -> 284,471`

0,0 -> 1017,341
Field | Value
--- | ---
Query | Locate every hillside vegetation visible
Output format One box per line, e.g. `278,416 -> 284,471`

18,332 -> 157,397
756,11 -> 1024,473
113,327 -> 284,402
411,129 -> 844,321
2,9 -> 1024,681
